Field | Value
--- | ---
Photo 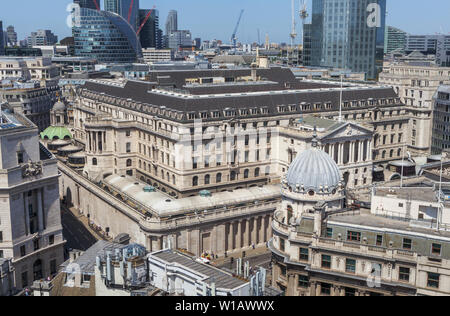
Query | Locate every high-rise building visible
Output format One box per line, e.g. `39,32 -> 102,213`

0,21 -> 5,55
384,26 -> 407,54
305,0 -> 386,79
139,9 -> 159,49
73,7 -> 142,63
74,0 -> 98,9
0,109 -> 65,292
166,30 -> 192,51
405,34 -> 450,67
432,86 -> 450,154
104,0 -> 140,31
26,30 -> 58,47
6,26 -> 18,47
165,10 -> 178,35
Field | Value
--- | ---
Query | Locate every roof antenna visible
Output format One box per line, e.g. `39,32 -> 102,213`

312,125 -> 318,148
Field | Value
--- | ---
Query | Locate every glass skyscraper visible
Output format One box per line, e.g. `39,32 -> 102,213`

73,8 -> 142,63
104,0 -> 139,31
0,21 -> 4,55
74,0 -> 98,10
306,0 -> 386,79
139,9 -> 159,49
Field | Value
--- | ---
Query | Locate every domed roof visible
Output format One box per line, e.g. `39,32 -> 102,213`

40,126 -> 72,140
286,137 -> 341,193
52,100 -> 66,112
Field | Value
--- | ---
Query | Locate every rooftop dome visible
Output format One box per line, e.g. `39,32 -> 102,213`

40,126 -> 72,140
286,133 -> 341,193
52,100 -> 66,112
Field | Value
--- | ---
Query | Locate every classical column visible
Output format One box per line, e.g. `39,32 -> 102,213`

237,221 -> 242,250
251,217 -> 258,246
244,219 -> 250,247
227,223 -> 234,252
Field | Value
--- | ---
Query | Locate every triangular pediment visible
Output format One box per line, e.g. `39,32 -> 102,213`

320,122 -> 373,141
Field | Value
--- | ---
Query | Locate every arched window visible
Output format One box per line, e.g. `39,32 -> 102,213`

126,159 -> 132,167
161,170 -> 164,180
167,172 -> 170,182
205,175 -> 211,185
216,173 -> 222,183
172,175 -> 176,185
382,151 -> 386,159
397,148 -> 402,157
265,166 -> 271,176
193,176 -> 199,186
244,169 -> 249,179
230,171 -> 237,181
92,158 -> 98,166
255,168 -> 260,177
390,150 -> 394,158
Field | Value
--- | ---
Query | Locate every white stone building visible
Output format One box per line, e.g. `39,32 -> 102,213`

0,110 -> 65,292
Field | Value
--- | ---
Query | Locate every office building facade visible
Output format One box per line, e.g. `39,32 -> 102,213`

165,10 -> 178,35
6,26 -> 17,47
405,35 -> 450,67
166,30 -> 192,51
305,0 -> 386,79
73,8 -> 142,63
384,26 -> 407,54
431,86 -> 450,154
139,9 -> 159,49
0,21 -> 4,55
26,30 -> 58,48
74,0 -> 98,9
104,0 -> 140,31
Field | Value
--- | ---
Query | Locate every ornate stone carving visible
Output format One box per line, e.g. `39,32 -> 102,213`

22,162 -> 43,178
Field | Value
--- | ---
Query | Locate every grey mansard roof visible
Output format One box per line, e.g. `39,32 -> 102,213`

78,68 -> 401,123
286,147 -> 341,193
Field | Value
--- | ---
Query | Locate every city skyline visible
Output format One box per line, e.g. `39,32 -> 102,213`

1,0 -> 450,45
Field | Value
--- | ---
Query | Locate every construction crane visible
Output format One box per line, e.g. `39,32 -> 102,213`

231,9 -> 245,49
136,6 -> 156,36
127,0 -> 135,23
299,0 -> 309,44
289,0 -> 297,66
92,0 -> 100,11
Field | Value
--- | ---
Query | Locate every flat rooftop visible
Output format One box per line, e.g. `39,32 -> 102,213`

150,249 -> 247,290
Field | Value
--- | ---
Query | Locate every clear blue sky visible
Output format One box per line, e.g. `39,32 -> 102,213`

1,0 -> 449,43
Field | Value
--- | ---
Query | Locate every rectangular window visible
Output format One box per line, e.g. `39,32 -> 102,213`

33,239 -> 40,251
432,243 -> 442,256
0,250 -> 3,258
126,143 -> 131,153
0,231 -> 2,243
49,235 -> 55,246
402,238 -> 412,250
399,267 -> 410,282
345,259 -> 356,274
280,238 -> 285,252
376,235 -> 383,246
321,255 -> 332,269
17,152 -> 24,164
347,231 -> 361,242
427,273 -> 440,289
326,228 -> 333,238
20,245 -> 26,257
321,283 -> 331,295
298,275 -> 309,288
299,248 -> 309,261
50,259 -> 57,275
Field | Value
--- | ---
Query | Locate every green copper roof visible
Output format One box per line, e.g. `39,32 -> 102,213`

40,126 -> 72,140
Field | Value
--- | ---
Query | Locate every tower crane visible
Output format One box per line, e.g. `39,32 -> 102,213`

299,0 -> 309,44
231,9 -> 245,49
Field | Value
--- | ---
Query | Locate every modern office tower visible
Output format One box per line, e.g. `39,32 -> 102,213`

405,34 -> 450,67
104,0 -> 140,31
139,9 -> 159,49
165,10 -> 178,35
156,28 -> 163,49
74,0 -> 98,9
431,86 -> 450,154
0,21 -> 4,55
305,0 -> 386,79
73,7 -> 142,63
384,26 -> 407,54
166,30 -> 192,51
0,109 -> 65,292
26,30 -> 58,47
6,26 -> 17,47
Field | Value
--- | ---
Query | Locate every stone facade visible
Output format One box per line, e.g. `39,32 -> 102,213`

0,111 -> 65,292
379,61 -> 450,155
